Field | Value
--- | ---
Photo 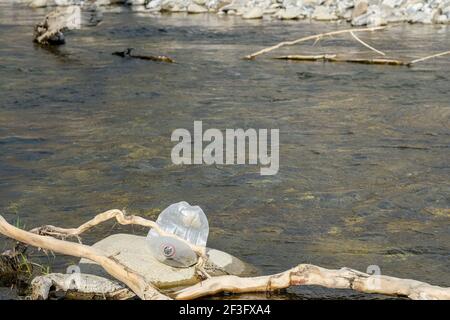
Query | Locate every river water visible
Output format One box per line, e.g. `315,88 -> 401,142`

0,3 -> 449,299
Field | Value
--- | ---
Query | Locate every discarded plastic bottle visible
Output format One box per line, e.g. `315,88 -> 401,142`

148,235 -> 198,268
146,201 -> 209,267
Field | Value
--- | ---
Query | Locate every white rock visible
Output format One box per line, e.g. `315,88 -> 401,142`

207,0 -> 231,11
146,0 -> 162,10
161,0 -> 188,12
312,5 -> 338,20
29,0 -> 53,7
352,0 -> 368,19
92,0 -> 111,5
126,0 -> 146,5
79,234 -> 257,288
54,0 -> 82,5
382,0 -> 404,8
442,5 -> 450,17
242,7 -> 264,19
367,14 -> 387,26
194,0 -> 206,4
274,7 -> 302,19
409,8 -> 439,24
352,5 -> 386,26
187,3 -> 208,12
406,2 -> 423,15
434,14 -> 449,23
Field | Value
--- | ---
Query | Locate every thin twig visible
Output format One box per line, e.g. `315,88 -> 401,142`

350,31 -> 385,56
410,50 -> 450,64
244,26 -> 387,60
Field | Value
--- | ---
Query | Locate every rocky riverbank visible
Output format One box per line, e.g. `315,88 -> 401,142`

23,0 -> 450,27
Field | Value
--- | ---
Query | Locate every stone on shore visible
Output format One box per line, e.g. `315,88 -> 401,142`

79,234 -> 258,289
274,7 -> 303,19
312,5 -> 338,20
24,0 -> 450,26
242,7 -> 264,19
126,0 -> 146,5
352,0 -> 369,19
187,3 -> 208,13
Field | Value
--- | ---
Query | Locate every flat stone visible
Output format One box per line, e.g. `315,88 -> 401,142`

79,234 -> 257,289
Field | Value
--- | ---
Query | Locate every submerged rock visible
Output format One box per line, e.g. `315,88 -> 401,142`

79,234 -> 258,289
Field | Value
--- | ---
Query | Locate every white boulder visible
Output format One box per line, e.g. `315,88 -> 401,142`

79,234 -> 258,289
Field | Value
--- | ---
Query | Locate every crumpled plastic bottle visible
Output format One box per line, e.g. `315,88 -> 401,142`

148,235 -> 198,268
146,201 -> 209,267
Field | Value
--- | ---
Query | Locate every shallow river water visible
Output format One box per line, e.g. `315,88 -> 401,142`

0,3 -> 449,299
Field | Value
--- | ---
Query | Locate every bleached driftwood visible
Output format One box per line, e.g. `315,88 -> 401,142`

274,50 -> 450,66
409,50 -> 450,64
29,209 -> 205,258
0,215 -> 170,300
274,55 -> 410,66
1,212 -> 450,300
349,31 -> 385,56
244,26 -> 386,60
31,273 -> 135,300
174,264 -> 450,300
34,6 -> 82,45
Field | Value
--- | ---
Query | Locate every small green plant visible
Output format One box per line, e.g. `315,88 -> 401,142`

14,216 -> 26,230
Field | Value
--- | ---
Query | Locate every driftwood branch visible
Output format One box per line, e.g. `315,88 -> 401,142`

275,50 -> 450,66
112,48 -> 174,63
0,215 -> 170,300
349,31 -> 385,56
410,50 -> 450,64
31,273 -> 135,300
29,209 -> 205,257
244,26 -> 386,60
174,264 -> 450,300
275,55 -> 410,66
2,213 -> 450,300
